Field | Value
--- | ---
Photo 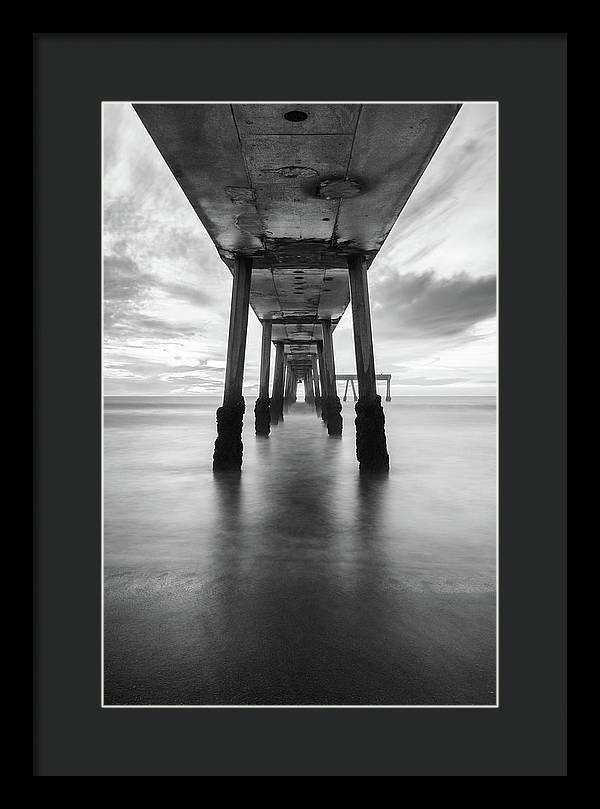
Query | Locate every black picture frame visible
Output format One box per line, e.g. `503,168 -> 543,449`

34,33 -> 566,776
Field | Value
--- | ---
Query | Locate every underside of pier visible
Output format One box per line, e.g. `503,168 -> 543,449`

135,103 -> 461,471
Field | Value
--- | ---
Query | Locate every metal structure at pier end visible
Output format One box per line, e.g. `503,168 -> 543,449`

135,103 -> 461,471
337,374 -> 392,403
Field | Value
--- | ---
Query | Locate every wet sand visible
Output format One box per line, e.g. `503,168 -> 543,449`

104,397 -> 496,705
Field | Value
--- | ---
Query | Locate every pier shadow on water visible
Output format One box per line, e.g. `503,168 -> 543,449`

104,397 -> 497,705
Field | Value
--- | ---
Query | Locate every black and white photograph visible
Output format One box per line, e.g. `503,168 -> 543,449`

102,101 -> 498,707
35,32 -> 567,776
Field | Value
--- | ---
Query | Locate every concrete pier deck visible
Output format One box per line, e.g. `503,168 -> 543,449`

135,104 -> 460,469
134,103 -> 460,383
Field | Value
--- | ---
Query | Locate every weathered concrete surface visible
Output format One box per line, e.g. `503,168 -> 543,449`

134,103 -> 460,385
254,396 -> 271,436
134,103 -> 460,269
321,319 -> 342,436
355,396 -> 390,472
311,355 -> 321,414
255,319 -> 272,435
221,256 -> 252,407
213,398 -> 245,472
213,256 -> 252,471
347,253 -> 389,470
270,342 -> 286,425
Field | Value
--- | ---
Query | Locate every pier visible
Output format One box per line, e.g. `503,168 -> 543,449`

336,374 -> 392,403
134,103 -> 460,472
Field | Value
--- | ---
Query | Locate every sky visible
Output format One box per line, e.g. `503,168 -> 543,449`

103,103 -> 497,397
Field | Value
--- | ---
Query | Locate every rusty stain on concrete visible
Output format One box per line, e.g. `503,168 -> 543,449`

318,178 -> 362,199
273,166 -> 318,178
235,212 -> 270,238
224,186 -> 256,205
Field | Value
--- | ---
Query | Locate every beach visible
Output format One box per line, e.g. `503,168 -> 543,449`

104,396 -> 496,705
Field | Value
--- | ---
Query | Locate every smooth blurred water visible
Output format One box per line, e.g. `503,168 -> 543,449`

104,395 -> 496,705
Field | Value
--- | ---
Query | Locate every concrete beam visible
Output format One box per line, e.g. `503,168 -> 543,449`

213,256 -> 252,471
305,367 -> 315,406
348,255 -> 377,400
347,254 -> 389,471
311,354 -> 321,414
255,318 -> 272,435
321,319 -> 342,435
270,342 -> 285,424
134,103 -> 461,270
134,103 -> 460,369
283,361 -> 296,411
317,341 -> 327,425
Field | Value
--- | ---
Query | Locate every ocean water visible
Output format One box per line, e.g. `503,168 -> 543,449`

104,395 -> 496,705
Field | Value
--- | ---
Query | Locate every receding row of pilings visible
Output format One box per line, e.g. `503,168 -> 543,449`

213,254 -> 389,473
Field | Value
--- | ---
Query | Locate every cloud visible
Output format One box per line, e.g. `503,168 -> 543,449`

395,135 -> 490,236
394,377 -> 470,386
373,104 -> 497,282
103,102 -> 497,396
104,253 -> 213,315
159,367 -> 225,382
104,254 -> 144,301
371,270 -> 496,342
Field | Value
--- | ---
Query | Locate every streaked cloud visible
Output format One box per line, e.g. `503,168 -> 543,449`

371,270 -> 496,339
103,102 -> 497,396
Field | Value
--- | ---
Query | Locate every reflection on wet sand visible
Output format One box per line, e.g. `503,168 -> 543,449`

104,398 -> 496,705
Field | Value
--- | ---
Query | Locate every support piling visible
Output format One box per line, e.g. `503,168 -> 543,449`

213,256 -> 252,471
254,319 -> 272,436
311,354 -> 321,415
321,319 -> 343,436
270,342 -> 285,424
347,254 -> 389,471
